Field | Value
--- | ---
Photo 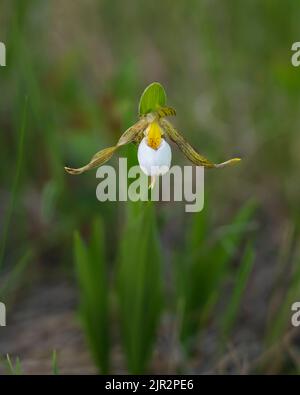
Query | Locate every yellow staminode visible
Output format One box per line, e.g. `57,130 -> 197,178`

147,121 -> 162,150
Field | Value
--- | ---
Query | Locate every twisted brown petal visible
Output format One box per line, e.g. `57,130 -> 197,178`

64,118 -> 148,175
117,117 -> 148,146
160,118 -> 241,169
64,146 -> 118,175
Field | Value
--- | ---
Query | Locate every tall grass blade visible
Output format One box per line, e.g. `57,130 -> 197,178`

266,250 -> 300,346
117,201 -> 163,373
51,350 -> 59,375
177,200 -> 256,352
5,354 -> 22,375
0,98 -> 28,272
74,218 -> 110,374
220,243 -> 255,342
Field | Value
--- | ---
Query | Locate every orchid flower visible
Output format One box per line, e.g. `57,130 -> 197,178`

65,83 -> 241,186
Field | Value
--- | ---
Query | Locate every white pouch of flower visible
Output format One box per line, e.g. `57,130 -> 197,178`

138,137 -> 172,176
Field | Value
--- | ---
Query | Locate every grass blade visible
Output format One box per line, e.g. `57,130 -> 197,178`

74,218 -> 110,374
177,200 -> 256,352
117,201 -> 163,373
51,350 -> 59,375
220,243 -> 255,342
5,354 -> 22,375
0,97 -> 28,272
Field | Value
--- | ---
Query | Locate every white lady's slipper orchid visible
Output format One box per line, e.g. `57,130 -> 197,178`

137,121 -> 171,178
138,136 -> 171,176
64,89 -> 241,177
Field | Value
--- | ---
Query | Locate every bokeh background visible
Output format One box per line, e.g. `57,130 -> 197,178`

1,0 -> 300,374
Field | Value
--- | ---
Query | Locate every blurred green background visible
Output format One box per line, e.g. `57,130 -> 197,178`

1,0 -> 300,374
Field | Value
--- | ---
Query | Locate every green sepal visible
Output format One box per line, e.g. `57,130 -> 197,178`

138,82 -> 167,116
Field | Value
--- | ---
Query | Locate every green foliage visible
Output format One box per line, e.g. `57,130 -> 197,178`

5,355 -> 22,375
138,82 -> 167,116
266,246 -> 300,347
0,98 -> 28,272
176,200 -> 257,353
220,242 -> 255,342
74,218 -> 110,374
2,353 -> 59,375
52,350 -> 59,375
0,97 -> 32,318
2,0 -> 300,375
117,201 -> 163,373
0,249 -> 33,300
